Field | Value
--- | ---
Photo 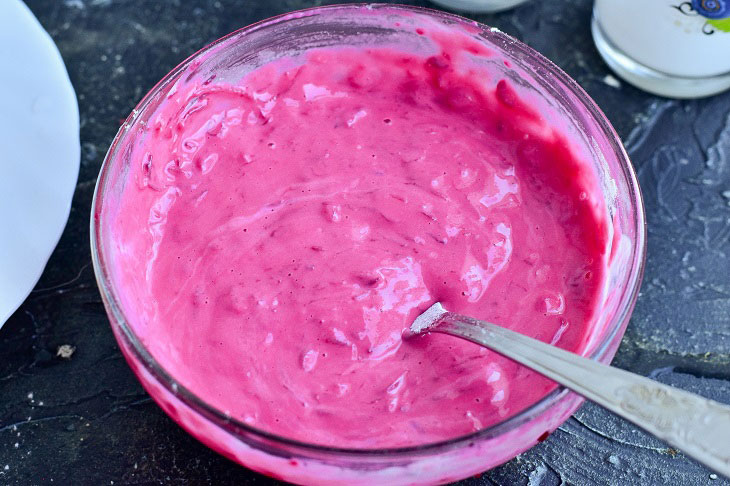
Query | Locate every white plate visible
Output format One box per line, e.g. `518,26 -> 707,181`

0,0 -> 80,327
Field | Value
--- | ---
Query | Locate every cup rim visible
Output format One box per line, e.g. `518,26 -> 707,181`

90,3 -> 647,457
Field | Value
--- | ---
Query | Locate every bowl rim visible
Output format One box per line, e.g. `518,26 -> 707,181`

90,2 -> 647,457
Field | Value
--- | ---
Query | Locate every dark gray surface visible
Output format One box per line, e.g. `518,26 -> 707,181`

1,0 -> 729,484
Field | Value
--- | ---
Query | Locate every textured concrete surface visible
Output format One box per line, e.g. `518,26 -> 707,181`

1,0 -> 729,484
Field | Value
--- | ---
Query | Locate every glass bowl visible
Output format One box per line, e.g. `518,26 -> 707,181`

91,4 -> 646,485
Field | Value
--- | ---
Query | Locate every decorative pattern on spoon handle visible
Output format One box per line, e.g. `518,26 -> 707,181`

614,382 -> 730,467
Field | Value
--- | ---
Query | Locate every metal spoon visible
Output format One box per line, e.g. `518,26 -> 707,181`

407,302 -> 730,478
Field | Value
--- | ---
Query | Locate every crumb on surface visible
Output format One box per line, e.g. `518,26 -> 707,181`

56,344 -> 76,359
602,74 -> 621,88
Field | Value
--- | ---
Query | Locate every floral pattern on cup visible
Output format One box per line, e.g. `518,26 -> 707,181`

675,1 -> 730,33
691,0 -> 729,19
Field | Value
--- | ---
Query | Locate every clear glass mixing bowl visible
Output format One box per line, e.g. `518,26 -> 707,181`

91,5 -> 646,485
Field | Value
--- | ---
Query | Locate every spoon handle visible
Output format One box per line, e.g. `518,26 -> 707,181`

427,311 -> 730,478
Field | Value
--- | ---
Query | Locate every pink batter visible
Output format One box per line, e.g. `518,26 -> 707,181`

109,34 -> 609,448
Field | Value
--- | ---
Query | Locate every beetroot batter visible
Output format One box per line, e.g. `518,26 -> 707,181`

109,35 -> 609,447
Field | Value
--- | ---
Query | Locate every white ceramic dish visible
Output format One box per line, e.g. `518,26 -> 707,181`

430,0 -> 529,13
0,0 -> 80,327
